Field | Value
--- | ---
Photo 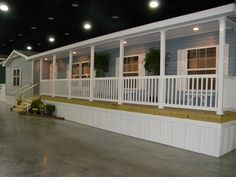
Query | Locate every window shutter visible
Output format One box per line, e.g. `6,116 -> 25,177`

138,54 -> 145,76
177,49 -> 187,75
115,57 -> 120,77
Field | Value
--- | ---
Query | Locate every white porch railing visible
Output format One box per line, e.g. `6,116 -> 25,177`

93,77 -> 118,102
163,75 -> 218,111
71,78 -> 90,99
123,76 -> 159,105
40,74 -> 219,111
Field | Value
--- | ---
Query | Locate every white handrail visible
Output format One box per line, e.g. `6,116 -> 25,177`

17,83 -> 39,95
12,83 -> 32,95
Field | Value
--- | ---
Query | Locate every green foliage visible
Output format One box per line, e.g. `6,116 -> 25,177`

29,98 -> 45,114
45,104 -> 56,116
144,48 -> 161,75
16,94 -> 23,105
94,52 -> 110,77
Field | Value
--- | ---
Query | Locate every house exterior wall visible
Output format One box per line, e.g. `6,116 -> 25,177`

5,57 -> 32,96
35,30 -> 236,79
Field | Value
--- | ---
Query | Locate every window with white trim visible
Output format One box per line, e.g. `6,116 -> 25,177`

187,47 -> 216,75
72,61 -> 90,78
123,56 -> 139,77
12,68 -> 21,86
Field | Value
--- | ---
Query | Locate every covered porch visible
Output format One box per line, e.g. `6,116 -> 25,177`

30,6 -> 236,115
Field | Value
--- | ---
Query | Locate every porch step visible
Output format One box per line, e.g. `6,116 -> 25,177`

12,97 -> 37,113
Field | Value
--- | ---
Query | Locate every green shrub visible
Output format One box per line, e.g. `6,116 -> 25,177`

45,104 -> 56,116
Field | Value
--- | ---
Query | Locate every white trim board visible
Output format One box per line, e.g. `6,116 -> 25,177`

43,100 -> 236,157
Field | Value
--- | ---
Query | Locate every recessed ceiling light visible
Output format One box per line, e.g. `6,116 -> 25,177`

64,32 -> 70,36
0,3 -> 9,12
83,22 -> 92,30
31,26 -> 37,30
71,3 -> 79,7
193,27 -> 199,31
48,17 -> 55,20
18,33 -> 23,37
37,43 -> 41,46
26,45 -> 32,50
48,36 -> 55,43
73,51 -> 77,54
123,41 -> 127,44
149,0 -> 159,9
44,58 -> 48,61
9,39 -> 13,42
112,15 -> 119,19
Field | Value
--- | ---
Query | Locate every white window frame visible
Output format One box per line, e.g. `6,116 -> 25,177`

123,55 -> 139,76
185,45 -> 219,75
12,68 -> 21,87
116,54 -> 145,77
72,61 -> 90,78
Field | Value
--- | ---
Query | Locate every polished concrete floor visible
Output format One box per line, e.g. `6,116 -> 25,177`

0,102 -> 236,177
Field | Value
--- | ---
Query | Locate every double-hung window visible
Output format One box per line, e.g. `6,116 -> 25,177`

12,68 -> 21,86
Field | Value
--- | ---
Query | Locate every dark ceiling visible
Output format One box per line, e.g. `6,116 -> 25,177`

0,0 -> 234,55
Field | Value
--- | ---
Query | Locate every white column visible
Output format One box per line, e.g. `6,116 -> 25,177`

118,39 -> 124,105
159,30 -> 166,109
217,18 -> 226,115
68,51 -> 73,99
39,59 -> 43,95
90,46 -> 95,102
52,55 -> 56,97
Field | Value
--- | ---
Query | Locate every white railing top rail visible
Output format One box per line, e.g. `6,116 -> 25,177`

11,83 -> 32,95
164,74 -> 218,79
16,83 -> 39,95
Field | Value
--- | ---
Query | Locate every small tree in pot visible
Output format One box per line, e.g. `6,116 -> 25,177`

144,48 -> 161,75
94,52 -> 110,77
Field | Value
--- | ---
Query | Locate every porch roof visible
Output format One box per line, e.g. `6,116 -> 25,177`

27,3 -> 236,60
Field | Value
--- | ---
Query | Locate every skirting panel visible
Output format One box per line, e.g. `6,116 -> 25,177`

44,100 -> 236,157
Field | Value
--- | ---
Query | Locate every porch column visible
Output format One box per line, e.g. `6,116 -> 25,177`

159,30 -> 166,109
217,18 -> 226,115
52,55 -> 56,97
39,58 -> 43,95
90,45 -> 95,102
118,39 -> 124,105
68,51 -> 73,99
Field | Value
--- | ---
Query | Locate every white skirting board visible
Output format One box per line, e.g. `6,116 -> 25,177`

44,100 -> 236,157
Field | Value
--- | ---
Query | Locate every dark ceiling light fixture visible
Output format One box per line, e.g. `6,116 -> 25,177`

18,33 -> 23,37
9,39 -> 13,42
112,15 -> 119,19
64,32 -> 70,36
48,17 -> 55,20
31,26 -> 37,30
1,43 -> 6,46
37,43 -> 41,46
71,0 -> 79,8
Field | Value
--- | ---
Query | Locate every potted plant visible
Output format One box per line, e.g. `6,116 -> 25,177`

94,52 -> 110,77
45,104 -> 56,116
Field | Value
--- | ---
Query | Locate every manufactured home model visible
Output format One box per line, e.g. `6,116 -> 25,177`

3,3 -> 236,157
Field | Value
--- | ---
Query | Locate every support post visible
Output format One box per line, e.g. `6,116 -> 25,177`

159,30 -> 166,109
39,58 -> 43,95
118,39 -> 124,105
217,18 -> 226,115
90,45 -> 95,102
68,51 -> 73,99
52,55 -> 56,97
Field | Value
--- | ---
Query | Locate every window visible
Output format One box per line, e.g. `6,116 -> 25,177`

81,62 -> 90,78
72,61 -> 90,78
187,47 -> 216,75
12,68 -> 21,86
123,56 -> 139,77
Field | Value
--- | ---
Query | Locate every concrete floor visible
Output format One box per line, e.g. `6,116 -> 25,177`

0,102 -> 236,177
